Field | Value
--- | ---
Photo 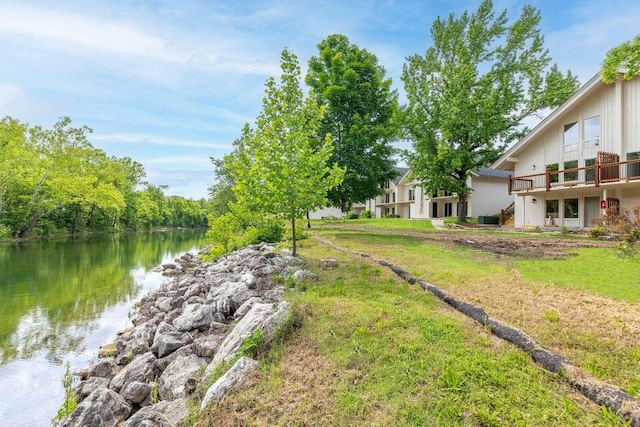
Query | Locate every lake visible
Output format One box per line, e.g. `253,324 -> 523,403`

0,230 -> 207,426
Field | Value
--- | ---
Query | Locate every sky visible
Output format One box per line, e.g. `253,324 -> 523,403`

0,0 -> 639,200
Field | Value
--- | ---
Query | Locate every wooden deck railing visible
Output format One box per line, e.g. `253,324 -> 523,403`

508,157 -> 640,194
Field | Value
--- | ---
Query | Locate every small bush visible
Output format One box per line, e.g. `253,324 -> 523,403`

362,209 -> 373,219
254,222 -> 285,243
384,213 -> 400,218
588,225 -> 607,239
347,212 -> 360,219
239,329 -> 266,359
54,362 -> 78,422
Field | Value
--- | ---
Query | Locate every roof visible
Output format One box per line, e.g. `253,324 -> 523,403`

492,72 -> 607,171
392,167 -> 410,185
472,167 -> 511,179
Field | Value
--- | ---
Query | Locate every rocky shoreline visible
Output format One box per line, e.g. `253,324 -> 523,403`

58,243 -> 313,426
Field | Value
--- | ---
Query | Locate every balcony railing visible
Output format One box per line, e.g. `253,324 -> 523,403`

508,157 -> 640,194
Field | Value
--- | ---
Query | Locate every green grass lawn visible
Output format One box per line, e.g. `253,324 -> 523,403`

197,237 -> 621,426
315,217 -> 436,231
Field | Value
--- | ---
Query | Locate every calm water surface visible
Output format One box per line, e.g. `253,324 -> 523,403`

0,230 -> 207,426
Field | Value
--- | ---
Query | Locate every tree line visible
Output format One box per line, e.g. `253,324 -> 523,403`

0,116 -> 208,239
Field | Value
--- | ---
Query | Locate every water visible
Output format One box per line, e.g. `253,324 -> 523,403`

0,230 -> 207,426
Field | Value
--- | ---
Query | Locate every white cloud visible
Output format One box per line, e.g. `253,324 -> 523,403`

92,133 -> 232,150
0,5 -> 183,63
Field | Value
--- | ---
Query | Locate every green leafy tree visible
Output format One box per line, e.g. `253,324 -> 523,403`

228,49 -> 345,255
601,35 -> 640,83
306,34 -> 400,212
402,0 -> 579,221
207,156 -> 237,217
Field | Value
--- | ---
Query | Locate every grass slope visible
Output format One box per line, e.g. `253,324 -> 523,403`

195,237 -> 631,426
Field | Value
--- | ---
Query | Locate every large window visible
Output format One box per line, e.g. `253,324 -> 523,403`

385,193 -> 390,203
627,152 -> 640,178
583,116 -> 600,148
564,160 -> 578,182
585,158 -> 596,182
392,192 -> 396,202
547,163 -> 559,184
444,203 -> 453,217
564,122 -> 578,152
546,199 -> 559,218
564,198 -> 578,219
408,189 -> 415,201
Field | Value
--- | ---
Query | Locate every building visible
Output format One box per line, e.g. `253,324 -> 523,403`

492,72 -> 640,229
352,166 -> 512,220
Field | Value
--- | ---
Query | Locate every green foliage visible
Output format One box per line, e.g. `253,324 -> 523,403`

402,0 -> 579,222
253,222 -> 285,244
362,209 -> 373,219
54,361 -> 78,422
589,225 -> 607,238
239,328 -> 266,359
347,212 -> 359,219
306,34 -> 400,212
227,49 -> 345,256
601,35 -> 640,83
0,116 -> 206,240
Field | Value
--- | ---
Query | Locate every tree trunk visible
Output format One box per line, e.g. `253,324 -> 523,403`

306,211 -> 311,229
71,204 -> 83,235
457,193 -> 469,223
291,217 -> 297,256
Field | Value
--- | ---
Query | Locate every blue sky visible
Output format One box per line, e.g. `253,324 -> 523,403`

1,0 -> 639,199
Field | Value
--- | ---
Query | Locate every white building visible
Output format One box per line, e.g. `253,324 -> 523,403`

492,72 -> 640,229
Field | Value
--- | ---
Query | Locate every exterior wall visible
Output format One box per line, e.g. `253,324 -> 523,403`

508,76 -> 640,228
308,206 -> 344,220
468,177 -> 513,217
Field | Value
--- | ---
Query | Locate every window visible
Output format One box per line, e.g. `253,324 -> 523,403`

564,198 -> 578,219
585,158 -> 596,182
627,152 -> 640,178
408,189 -> 415,201
563,160 -> 578,182
547,163 -> 559,184
444,203 -> 453,217
564,122 -> 578,152
546,199 -> 559,218
583,116 -> 600,148
385,193 -> 390,203
392,192 -> 396,203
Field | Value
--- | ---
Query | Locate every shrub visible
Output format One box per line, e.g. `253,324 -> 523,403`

347,212 -> 359,219
362,209 -> 373,219
588,225 -> 607,239
592,204 -> 640,258
254,221 -> 285,243
384,213 -> 400,218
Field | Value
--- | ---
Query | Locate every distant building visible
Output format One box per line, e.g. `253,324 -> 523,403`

352,166 -> 512,219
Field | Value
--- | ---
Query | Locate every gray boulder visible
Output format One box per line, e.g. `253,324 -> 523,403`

123,399 -> 189,427
152,331 -> 191,359
158,354 -> 204,400
77,358 -> 118,380
110,352 -> 156,393
293,269 -> 317,282
173,303 -> 214,332
203,303 -> 275,380
60,387 -> 131,427
121,381 -> 153,404
200,357 -> 258,410
74,377 -> 110,398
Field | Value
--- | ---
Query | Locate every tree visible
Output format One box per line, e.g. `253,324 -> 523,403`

601,35 -> 640,83
306,34 -> 400,212
228,49 -> 345,255
402,0 -> 579,221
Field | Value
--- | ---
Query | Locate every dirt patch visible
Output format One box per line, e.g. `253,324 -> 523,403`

325,224 -> 616,258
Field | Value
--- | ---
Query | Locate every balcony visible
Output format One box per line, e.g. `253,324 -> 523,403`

508,155 -> 640,195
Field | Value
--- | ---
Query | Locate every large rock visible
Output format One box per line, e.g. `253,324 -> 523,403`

204,303 -> 275,379
200,357 -> 258,410
158,354 -> 204,400
77,358 -> 118,380
60,387 -> 131,427
74,377 -> 110,398
123,399 -> 189,427
263,301 -> 291,342
152,331 -> 191,358
121,381 -> 154,404
173,303 -> 214,332
110,352 -> 156,393
207,281 -> 257,316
